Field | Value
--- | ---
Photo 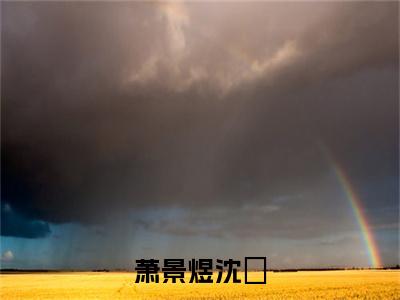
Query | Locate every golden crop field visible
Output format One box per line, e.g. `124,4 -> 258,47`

0,270 -> 399,299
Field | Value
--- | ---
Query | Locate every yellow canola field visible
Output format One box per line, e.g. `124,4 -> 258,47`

1,270 -> 399,299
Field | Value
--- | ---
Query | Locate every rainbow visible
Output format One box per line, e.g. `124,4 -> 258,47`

320,144 -> 382,268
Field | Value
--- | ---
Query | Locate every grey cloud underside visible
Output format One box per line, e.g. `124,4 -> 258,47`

2,2 -> 398,237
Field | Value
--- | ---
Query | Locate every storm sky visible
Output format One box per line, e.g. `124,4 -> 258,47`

1,1 -> 398,269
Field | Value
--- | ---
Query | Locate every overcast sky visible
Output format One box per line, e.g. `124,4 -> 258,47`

1,1 -> 398,270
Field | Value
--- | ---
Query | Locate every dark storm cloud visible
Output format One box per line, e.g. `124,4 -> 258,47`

1,1 -> 398,238
1,203 -> 51,238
